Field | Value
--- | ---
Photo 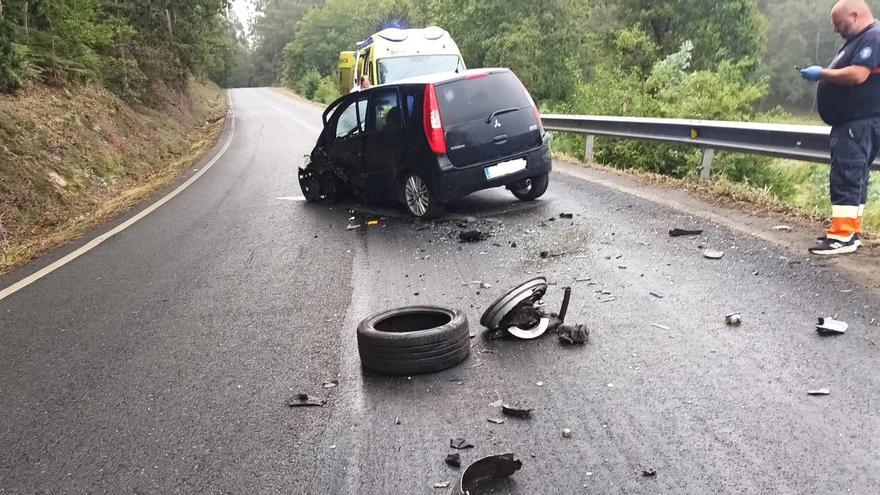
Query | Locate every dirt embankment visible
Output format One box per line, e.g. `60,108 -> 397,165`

0,80 -> 227,274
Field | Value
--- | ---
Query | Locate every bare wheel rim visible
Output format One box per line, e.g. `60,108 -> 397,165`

514,178 -> 532,195
405,176 -> 430,216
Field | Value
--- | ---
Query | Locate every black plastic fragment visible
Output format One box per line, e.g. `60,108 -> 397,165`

450,438 -> 474,450
669,228 -> 703,237
286,394 -> 326,407
459,230 -> 485,243
501,404 -> 533,419
445,453 -> 462,468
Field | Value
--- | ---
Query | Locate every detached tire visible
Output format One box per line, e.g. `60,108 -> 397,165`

511,173 -> 549,201
357,306 -> 470,375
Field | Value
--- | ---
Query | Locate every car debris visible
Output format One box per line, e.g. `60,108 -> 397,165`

540,250 -> 549,258
346,223 -> 362,230
481,279 -> 578,341
651,323 -> 671,331
816,317 -> 848,335
487,418 -> 505,425
501,404 -> 533,419
459,230 -> 486,243
642,469 -> 657,477
649,292 -> 664,299
772,225 -> 793,232
725,313 -> 743,326
807,388 -> 831,396
560,213 -> 574,219
433,481 -> 451,489
669,228 -> 703,237
450,453 -> 523,495
445,453 -> 462,468
286,394 -> 326,407
450,438 -> 474,450
562,428 -> 573,438
703,249 -> 725,260
558,324 -> 589,345
395,417 -> 401,425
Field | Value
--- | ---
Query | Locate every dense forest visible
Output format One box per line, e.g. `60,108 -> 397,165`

0,0 -> 247,103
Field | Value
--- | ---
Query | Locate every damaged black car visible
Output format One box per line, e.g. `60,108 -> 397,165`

298,68 -> 552,219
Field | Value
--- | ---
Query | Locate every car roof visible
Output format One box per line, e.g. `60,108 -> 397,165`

389,68 -> 511,86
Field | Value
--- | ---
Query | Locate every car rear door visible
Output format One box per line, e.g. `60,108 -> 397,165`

362,88 -> 405,201
437,71 -> 542,168
328,94 -> 369,189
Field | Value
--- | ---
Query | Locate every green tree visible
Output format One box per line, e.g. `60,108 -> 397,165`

250,0 -> 322,86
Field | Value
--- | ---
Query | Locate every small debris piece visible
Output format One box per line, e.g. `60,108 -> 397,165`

510,241 -> 518,248
286,394 -> 326,407
642,469 -> 657,477
454,453 -> 522,494
817,317 -> 848,335
772,225 -> 793,232
669,228 -> 703,237
558,324 -> 589,345
450,438 -> 474,450
433,481 -> 450,489
540,251 -> 549,258
322,380 -> 339,389
807,388 -> 831,396
395,417 -> 401,425
536,381 -> 544,387
480,282 -> 493,289
703,249 -> 725,260
562,428 -> 572,438
346,224 -> 362,230
367,220 -> 379,226
501,404 -> 533,419
487,418 -> 505,425
459,230 -> 485,243
651,323 -> 671,331
445,453 -> 462,468
649,292 -> 663,299
560,213 -> 574,219
725,313 -> 743,326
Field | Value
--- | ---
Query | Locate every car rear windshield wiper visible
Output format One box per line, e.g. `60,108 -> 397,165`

486,107 -> 520,124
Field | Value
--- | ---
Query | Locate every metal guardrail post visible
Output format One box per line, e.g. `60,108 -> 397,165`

700,148 -> 715,181
584,134 -> 595,163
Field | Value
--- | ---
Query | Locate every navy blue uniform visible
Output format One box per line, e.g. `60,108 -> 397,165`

817,21 -> 880,241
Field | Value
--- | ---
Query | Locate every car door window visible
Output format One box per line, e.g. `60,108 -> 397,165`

335,98 -> 368,139
372,89 -> 402,132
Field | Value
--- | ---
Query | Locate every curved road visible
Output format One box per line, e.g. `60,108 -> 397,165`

1,88 -> 879,494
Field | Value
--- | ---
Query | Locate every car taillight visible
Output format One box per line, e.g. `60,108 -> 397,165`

423,84 -> 447,155
514,75 -> 544,134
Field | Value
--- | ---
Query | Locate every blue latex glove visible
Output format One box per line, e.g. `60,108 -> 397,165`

800,66 -> 823,81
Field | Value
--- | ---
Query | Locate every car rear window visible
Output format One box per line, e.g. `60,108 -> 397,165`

436,71 -> 532,126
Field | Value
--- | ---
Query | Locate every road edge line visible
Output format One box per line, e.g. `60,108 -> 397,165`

0,91 -> 237,302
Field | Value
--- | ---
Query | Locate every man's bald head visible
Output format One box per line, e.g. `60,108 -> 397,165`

832,0 -> 876,39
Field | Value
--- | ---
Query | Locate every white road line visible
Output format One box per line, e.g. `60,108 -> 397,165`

0,92 -> 238,302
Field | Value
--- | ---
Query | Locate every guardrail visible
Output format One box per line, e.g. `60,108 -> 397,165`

542,114 -> 878,180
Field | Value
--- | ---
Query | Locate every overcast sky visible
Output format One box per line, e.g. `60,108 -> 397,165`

232,0 -> 254,33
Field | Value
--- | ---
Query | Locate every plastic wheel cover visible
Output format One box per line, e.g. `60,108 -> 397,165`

480,277 -> 548,330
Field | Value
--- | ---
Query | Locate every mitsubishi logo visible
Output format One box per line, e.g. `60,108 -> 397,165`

493,119 -> 502,128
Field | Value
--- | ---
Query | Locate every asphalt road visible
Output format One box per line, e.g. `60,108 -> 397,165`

2,87 -> 879,494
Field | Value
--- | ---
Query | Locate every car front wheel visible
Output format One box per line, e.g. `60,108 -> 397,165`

402,174 -> 445,219
510,173 -> 549,201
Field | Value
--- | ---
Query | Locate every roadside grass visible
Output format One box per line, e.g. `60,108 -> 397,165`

0,80 -> 228,275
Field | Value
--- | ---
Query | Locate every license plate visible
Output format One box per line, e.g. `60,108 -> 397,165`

484,159 -> 526,180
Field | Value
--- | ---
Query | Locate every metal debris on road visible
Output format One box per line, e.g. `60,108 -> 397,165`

346,223 -> 362,230
703,249 -> 725,260
642,469 -> 657,477
725,313 -> 743,326
558,324 -> 589,345
459,230 -> 486,243
651,323 -> 671,331
807,388 -> 831,396
816,317 -> 848,335
560,213 -> 574,219
501,404 -> 533,419
669,228 -> 703,237
395,416 -> 401,425
487,418 -> 505,425
450,438 -> 474,450
451,453 -> 523,495
562,428 -> 573,438
445,453 -> 462,468
322,380 -> 338,389
649,292 -> 663,299
286,394 -> 326,407
433,481 -> 450,489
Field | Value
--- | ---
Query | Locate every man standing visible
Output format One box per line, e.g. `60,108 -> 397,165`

802,0 -> 880,255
